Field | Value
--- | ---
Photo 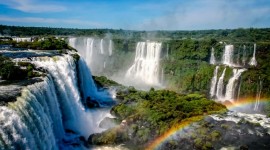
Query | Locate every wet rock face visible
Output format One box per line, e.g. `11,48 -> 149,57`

0,78 -> 43,105
86,97 -> 100,108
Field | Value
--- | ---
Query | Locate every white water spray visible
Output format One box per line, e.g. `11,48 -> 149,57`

254,78 -> 263,111
223,45 -> 234,66
210,66 -> 219,98
249,43 -> 257,66
210,47 -> 216,64
216,67 -> 226,100
100,39 -> 104,54
224,69 -> 246,102
109,40 -> 113,56
125,41 -> 162,85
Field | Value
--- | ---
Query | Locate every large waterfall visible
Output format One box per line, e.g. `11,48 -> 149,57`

0,78 -> 62,149
209,44 -> 260,109
68,37 -> 113,75
0,55 -> 113,149
125,41 -> 162,86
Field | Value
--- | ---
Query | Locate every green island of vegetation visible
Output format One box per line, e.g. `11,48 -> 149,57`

88,86 -> 227,149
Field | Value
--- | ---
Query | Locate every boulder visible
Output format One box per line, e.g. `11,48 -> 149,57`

86,97 -> 100,108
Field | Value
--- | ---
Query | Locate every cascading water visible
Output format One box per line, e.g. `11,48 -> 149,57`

249,43 -> 257,66
69,38 -> 76,48
209,66 -> 219,98
125,41 -> 162,85
210,47 -> 216,64
68,37 -> 113,75
224,68 -> 246,102
100,39 -> 104,54
86,38 -> 94,67
216,67 -> 226,100
254,78 -> 263,111
108,40 -> 113,56
33,55 -> 112,137
0,78 -> 62,149
223,45 -> 234,66
0,54 -> 114,149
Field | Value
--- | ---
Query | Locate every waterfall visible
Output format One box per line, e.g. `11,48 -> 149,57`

209,66 -> 219,98
77,58 -> 98,103
254,78 -> 263,111
125,41 -> 162,85
32,55 -> 112,137
216,67 -> 226,100
224,69 -> 246,102
0,54 -> 113,149
109,40 -> 113,56
223,45 -> 234,66
210,47 -> 216,64
86,38 -> 95,67
0,77 -> 63,149
68,38 -> 76,48
249,43 -> 257,66
68,37 -> 113,74
100,39 -> 104,54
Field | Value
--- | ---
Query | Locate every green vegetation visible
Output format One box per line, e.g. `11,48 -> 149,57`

1,25 -> 270,42
92,76 -> 121,88
89,88 -> 226,147
1,36 -> 71,50
0,55 -> 38,80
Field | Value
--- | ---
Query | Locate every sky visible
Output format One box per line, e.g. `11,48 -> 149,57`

0,0 -> 269,30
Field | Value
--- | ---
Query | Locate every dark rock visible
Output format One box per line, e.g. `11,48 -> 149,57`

86,97 -> 100,108
240,145 -> 249,150
65,129 -> 77,134
0,77 -> 43,105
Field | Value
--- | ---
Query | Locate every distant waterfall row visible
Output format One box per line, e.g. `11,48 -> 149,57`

210,44 -> 257,67
125,41 -> 162,86
68,37 -> 113,75
210,66 -> 246,102
69,38 -> 163,89
209,44 -> 262,110
0,55 -> 112,149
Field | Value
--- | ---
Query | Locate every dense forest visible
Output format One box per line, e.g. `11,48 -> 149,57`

1,24 -> 270,42
1,24 -> 270,111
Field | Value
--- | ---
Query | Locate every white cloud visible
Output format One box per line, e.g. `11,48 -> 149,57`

0,15 -> 103,27
0,0 -> 66,13
135,0 -> 270,30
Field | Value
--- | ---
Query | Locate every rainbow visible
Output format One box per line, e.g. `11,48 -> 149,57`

224,97 -> 269,110
146,116 -> 203,150
146,98 -> 269,150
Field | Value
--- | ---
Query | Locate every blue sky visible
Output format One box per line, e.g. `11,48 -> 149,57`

0,0 -> 269,30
